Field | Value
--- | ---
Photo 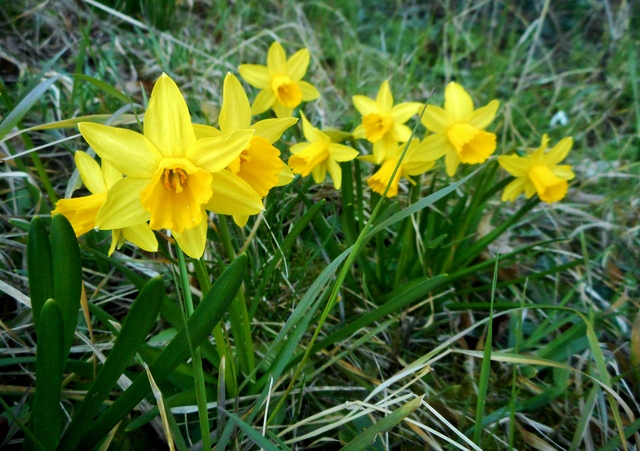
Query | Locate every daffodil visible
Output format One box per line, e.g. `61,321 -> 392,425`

239,41 -> 320,118
78,73 -> 263,258
52,151 -> 157,255
498,134 -> 574,204
193,73 -> 297,226
421,82 -> 499,176
352,80 -> 422,164
367,139 -> 435,198
288,112 -> 359,189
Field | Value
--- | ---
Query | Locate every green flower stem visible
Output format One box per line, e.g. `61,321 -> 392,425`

218,215 -> 255,379
176,246 -> 210,451
267,109 -> 427,425
193,258 -> 238,397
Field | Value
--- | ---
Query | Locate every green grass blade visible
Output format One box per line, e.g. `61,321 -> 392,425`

33,299 -> 65,451
340,396 -> 423,451
50,214 -> 82,363
224,410 -> 285,451
0,75 -> 64,140
473,257 -> 499,445
27,217 -> 53,332
70,73 -> 130,103
76,254 -> 248,449
59,276 -> 165,451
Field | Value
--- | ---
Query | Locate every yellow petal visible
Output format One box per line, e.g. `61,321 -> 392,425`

322,128 -> 351,143
444,82 -> 474,122
367,159 -> 401,197
445,148 -> 462,177
300,112 -> 328,143
298,81 -> 320,101
376,80 -> 393,112
205,170 -> 263,215
286,48 -> 310,80
290,142 -> 310,154
192,124 -> 222,139
267,41 -> 287,74
391,102 -> 422,123
447,123 -> 496,164
402,140 -> 436,176
529,165 -> 568,203
251,89 -> 276,116
501,177 -> 527,202
122,223 -> 158,253
288,142 -> 329,177
275,164 -> 295,186
467,100 -> 499,129
498,154 -> 530,177
352,124 -> 366,140
188,130 -> 254,173
550,165 -> 575,180
140,163 -> 213,233
219,73 -> 251,133
311,161 -> 327,184
108,229 -> 123,256
233,215 -> 250,227
238,64 -> 271,89
421,105 -> 452,134
328,143 -> 359,162
75,151 -> 106,194
352,95 -> 379,116
101,161 -> 122,190
543,137 -> 573,166
326,158 -> 342,189
235,136 -> 282,197
143,73 -> 196,158
79,122 -> 161,178
372,139 -> 395,164
253,117 -> 298,143
52,193 -> 106,236
173,216 -> 208,259
273,102 -> 293,119
391,123 -> 412,142
420,134 -> 451,161
95,178 -> 150,229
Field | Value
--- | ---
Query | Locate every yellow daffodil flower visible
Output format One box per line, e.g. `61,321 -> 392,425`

239,41 -> 320,118
78,73 -> 263,258
421,82 -> 499,176
193,73 -> 297,226
498,134 -> 574,204
52,151 -> 157,255
288,112 -> 359,189
367,139 -> 435,198
352,80 -> 422,164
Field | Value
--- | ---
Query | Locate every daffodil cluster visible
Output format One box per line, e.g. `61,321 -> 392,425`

54,40 -> 575,259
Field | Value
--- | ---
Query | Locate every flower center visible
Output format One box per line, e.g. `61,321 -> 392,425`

447,123 -> 496,164
528,165 -> 568,203
163,168 -> 188,193
362,113 -> 393,143
272,75 -> 302,108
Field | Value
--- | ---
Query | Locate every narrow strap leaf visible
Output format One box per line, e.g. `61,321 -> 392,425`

50,214 -> 82,363
33,299 -> 65,451
27,217 -> 53,331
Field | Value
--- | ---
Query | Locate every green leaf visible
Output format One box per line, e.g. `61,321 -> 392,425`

50,214 -> 82,362
76,254 -> 248,450
69,74 -> 131,104
59,277 -> 165,451
340,396 -> 423,451
27,217 -> 53,332
33,299 -> 65,451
